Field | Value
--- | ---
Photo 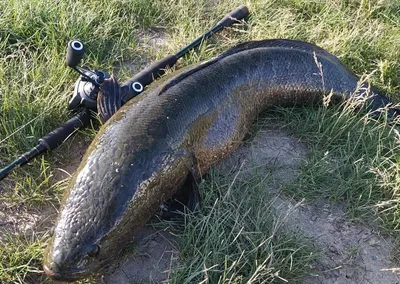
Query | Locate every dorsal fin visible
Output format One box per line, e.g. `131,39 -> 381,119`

158,39 -> 346,96
219,39 -> 346,67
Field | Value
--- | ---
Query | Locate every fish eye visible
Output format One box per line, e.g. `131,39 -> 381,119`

87,244 -> 100,257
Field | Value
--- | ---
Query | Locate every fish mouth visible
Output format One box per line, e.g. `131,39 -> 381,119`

43,263 -> 92,282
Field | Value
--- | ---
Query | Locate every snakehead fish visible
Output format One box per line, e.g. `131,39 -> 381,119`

43,39 -> 397,281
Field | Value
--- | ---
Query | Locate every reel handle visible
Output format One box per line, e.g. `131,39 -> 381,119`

66,40 -> 85,67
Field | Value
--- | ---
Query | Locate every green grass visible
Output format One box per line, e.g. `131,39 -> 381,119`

0,232 -> 47,283
167,173 -> 316,283
1,0 -> 400,283
261,102 -> 400,227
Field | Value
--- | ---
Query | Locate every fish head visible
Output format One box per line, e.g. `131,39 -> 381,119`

41,164 -> 127,282
43,234 -> 101,281
42,129 -> 191,281
42,158 -> 161,280
42,82 -> 197,281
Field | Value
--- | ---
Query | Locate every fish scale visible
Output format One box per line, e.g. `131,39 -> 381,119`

43,39 -> 397,282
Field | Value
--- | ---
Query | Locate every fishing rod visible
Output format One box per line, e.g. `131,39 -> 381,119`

0,5 -> 249,181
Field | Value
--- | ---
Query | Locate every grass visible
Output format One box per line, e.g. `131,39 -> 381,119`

0,0 -> 400,283
0,232 -> 46,283
167,173 -> 316,283
264,103 -> 400,229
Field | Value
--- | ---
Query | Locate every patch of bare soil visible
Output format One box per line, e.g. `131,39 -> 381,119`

0,203 -> 56,242
215,129 -> 400,284
214,129 -> 308,186
0,134 -> 92,237
274,197 -> 399,284
51,134 -> 93,181
0,134 -> 90,283
136,28 -> 167,49
115,28 -> 168,75
98,227 -> 178,284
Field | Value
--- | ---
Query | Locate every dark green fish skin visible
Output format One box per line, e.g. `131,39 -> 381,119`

43,39 -> 395,281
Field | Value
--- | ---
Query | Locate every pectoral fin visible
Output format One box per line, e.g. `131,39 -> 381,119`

160,168 -> 201,219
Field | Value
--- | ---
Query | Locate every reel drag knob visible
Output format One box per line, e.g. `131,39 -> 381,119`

66,40 -> 85,67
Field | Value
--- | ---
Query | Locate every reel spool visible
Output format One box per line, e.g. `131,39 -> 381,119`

69,69 -> 109,111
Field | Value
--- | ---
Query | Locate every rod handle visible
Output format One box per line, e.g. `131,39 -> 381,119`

0,110 -> 92,181
40,109 -> 92,150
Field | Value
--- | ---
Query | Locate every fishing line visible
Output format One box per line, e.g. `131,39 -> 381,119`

0,108 -> 51,145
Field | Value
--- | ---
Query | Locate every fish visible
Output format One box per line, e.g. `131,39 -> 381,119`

42,39 -> 397,281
